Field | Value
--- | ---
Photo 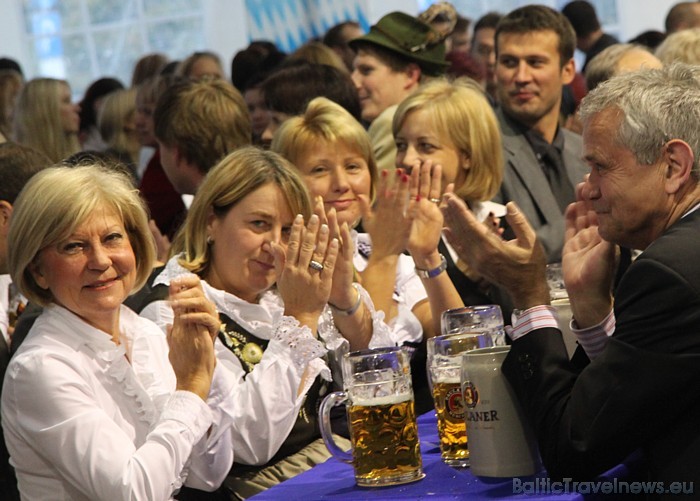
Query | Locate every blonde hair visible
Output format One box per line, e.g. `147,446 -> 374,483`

655,27 -> 700,65
13,78 -> 81,163
172,146 -> 312,276
8,164 -> 155,306
271,97 -> 377,201
98,88 -> 139,163
392,78 -> 503,202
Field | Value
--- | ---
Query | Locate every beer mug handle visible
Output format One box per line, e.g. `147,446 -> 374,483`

319,391 -> 353,464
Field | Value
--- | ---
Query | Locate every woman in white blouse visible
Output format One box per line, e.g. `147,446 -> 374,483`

137,146 -> 392,498
2,164 -> 235,500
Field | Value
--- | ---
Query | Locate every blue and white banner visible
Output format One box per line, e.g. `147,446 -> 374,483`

245,0 -> 369,52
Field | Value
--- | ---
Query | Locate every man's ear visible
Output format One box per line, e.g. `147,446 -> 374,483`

561,57 -> 576,86
0,201 -> 12,232
663,139 -> 695,195
403,63 -> 422,90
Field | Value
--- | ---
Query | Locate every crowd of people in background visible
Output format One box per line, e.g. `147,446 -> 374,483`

1,1 -> 700,499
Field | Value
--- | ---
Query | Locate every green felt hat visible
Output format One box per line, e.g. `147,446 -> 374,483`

349,11 -> 448,76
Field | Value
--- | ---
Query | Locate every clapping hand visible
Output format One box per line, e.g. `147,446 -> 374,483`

358,169 -> 412,259
167,274 -> 219,400
314,197 -> 357,313
406,159 -> 444,262
268,213 -> 339,330
442,196 -> 550,309
562,178 -> 616,327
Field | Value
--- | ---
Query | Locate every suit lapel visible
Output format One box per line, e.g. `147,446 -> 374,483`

561,130 -> 589,187
498,109 -> 565,225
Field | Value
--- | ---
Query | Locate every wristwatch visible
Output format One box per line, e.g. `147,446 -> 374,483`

415,254 -> 447,279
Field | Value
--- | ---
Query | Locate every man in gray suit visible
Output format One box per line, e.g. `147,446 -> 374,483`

493,5 -> 588,262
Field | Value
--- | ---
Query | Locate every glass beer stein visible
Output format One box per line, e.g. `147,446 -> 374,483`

319,347 -> 424,487
428,332 -> 492,467
441,305 -> 506,346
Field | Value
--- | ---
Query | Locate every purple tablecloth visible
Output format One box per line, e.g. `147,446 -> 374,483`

250,412 -> 588,500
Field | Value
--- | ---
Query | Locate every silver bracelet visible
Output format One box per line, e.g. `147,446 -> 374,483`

415,254 -> 447,279
329,283 -> 362,316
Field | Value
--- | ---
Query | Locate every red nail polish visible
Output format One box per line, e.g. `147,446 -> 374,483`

416,194 -> 421,201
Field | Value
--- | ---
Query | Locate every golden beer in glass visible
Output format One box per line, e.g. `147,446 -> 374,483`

429,332 -> 492,467
432,378 -> 468,464
319,347 -> 424,487
348,394 -> 421,484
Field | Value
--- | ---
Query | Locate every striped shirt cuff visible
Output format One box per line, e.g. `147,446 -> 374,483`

507,305 -> 559,341
571,309 -> 615,360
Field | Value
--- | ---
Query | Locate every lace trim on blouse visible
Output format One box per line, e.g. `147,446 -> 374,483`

154,256 -> 196,287
273,315 -> 330,381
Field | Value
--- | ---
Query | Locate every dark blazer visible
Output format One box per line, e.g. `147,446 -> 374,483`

0,332 -> 20,500
494,108 -> 589,262
502,208 -> 700,490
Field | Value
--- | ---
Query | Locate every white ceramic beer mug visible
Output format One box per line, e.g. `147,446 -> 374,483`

319,347 -> 424,487
461,346 -> 542,477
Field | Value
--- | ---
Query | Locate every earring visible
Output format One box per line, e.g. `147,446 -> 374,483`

207,235 -> 214,245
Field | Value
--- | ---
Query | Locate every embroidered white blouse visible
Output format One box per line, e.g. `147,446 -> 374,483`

1,303 -> 236,501
139,255 -> 394,466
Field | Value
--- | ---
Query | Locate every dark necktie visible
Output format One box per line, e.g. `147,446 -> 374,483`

538,144 -> 574,213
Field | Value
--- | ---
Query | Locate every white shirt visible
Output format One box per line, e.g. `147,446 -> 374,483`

0,274 -> 11,344
1,303 -> 236,501
353,232 -> 425,346
140,256 -> 394,466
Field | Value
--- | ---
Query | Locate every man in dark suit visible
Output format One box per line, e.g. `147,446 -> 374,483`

493,5 -> 589,263
442,64 -> 700,491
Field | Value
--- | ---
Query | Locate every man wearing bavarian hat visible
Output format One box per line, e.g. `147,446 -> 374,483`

350,10 -> 450,172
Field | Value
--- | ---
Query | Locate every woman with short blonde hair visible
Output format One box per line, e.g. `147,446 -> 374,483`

271,97 -> 377,203
393,78 -> 503,203
9,165 -> 154,306
4,164 -> 235,500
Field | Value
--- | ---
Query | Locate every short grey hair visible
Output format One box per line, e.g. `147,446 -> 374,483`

579,63 -> 700,175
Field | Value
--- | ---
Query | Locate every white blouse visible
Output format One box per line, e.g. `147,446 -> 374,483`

1,303 -> 236,501
140,255 -> 394,466
353,231 -> 426,346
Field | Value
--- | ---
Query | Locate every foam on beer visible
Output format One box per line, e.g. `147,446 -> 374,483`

351,392 -> 413,407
